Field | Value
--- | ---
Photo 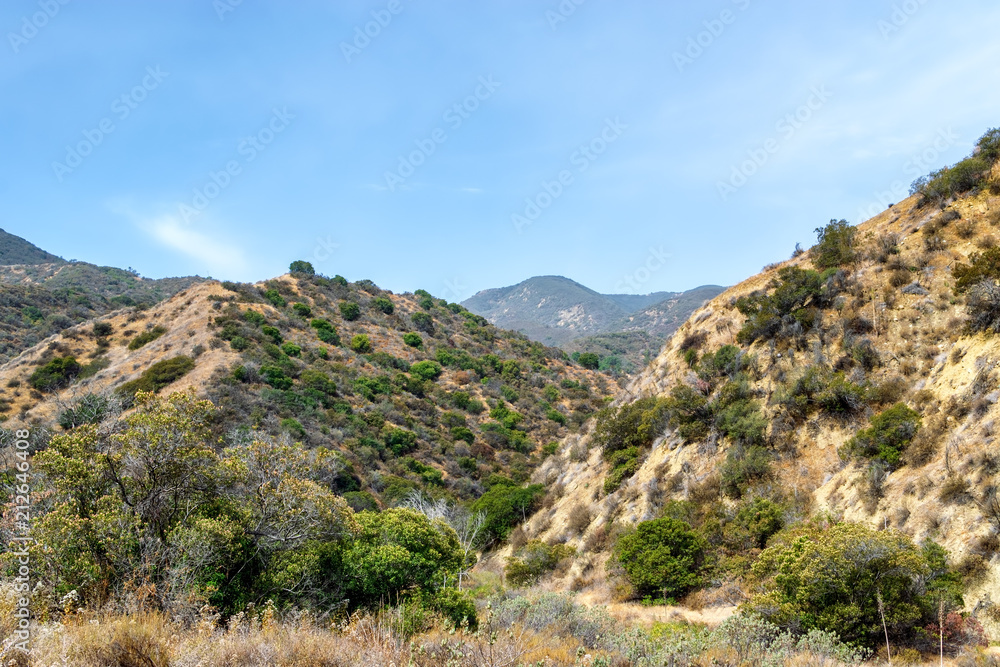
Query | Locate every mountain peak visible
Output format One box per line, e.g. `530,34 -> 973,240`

0,228 -> 64,265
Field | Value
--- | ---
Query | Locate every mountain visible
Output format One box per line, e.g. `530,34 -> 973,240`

0,228 -> 65,265
509,167 -> 1000,635
462,276 -> 725,372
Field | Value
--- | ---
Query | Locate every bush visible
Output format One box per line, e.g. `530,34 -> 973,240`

118,356 -> 195,396
30,356 -> 81,391
229,336 -> 249,351
262,325 -> 282,344
292,303 -> 312,318
412,312 -> 435,334
471,483 -> 545,546
812,219 -> 857,269
260,365 -> 293,390
280,417 -> 306,439
841,403 -> 921,468
577,352 -> 600,369
912,154 -> 991,205
340,302 -> 360,321
263,289 -> 286,307
748,522 -> 946,647
966,279 -> 1000,333
410,360 -> 443,381
735,267 -> 836,344
421,588 -> 478,630
128,326 -> 167,350
720,445 -> 773,498
505,540 -> 576,586
243,309 -> 266,326
93,321 -> 114,337
289,260 -> 315,275
373,297 -> 394,314
385,428 -> 418,456
614,517 -> 706,602
58,394 -> 115,430
403,332 -> 423,347
281,342 -> 301,357
350,334 -> 372,353
310,318 -> 340,345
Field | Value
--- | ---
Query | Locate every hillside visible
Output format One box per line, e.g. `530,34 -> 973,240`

0,228 -> 64,265
2,271 -> 615,507
462,276 -> 724,372
509,147 -> 1000,636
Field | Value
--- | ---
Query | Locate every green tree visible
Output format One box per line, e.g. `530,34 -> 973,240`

289,260 -> 315,275
340,302 -> 361,321
471,483 -> 545,546
342,509 -> 463,607
614,517 -> 706,602
350,334 -> 372,353
748,522 -> 931,646
410,360 -> 443,381
812,219 -> 856,269
373,297 -> 395,314
403,332 -> 423,347
577,352 -> 600,370
840,403 -> 921,467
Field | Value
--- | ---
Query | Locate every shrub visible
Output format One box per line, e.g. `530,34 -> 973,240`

292,303 -> 312,318
471,483 -> 545,546
30,356 -> 81,391
812,219 -> 857,269
263,289 -> 286,307
310,318 -> 340,345
373,297 -> 394,314
735,267 -> 836,344
384,428 -> 418,456
953,247 -> 1000,294
505,540 -> 576,586
261,325 -> 282,344
748,522 -> 946,647
350,334 -> 372,353
243,309 -> 266,326
92,321 -> 114,337
339,302 -> 360,321
410,360 -> 443,381
281,342 -> 301,357
614,517 -> 706,602
342,491 -> 379,513
229,336 -> 249,351
58,394 -> 115,430
289,260 -> 315,275
966,279 -> 1000,333
421,588 -> 478,630
912,154 -> 991,205
720,445 -> 773,498
403,332 -> 423,347
118,356 -> 195,396
260,365 -> 293,390
280,417 -> 306,439
128,326 -> 167,350
412,312 -> 435,334
577,352 -> 600,370
840,403 -> 921,468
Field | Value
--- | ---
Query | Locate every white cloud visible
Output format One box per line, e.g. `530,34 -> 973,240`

144,214 -> 248,277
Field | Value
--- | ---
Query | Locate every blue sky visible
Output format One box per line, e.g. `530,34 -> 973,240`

2,1 -> 999,301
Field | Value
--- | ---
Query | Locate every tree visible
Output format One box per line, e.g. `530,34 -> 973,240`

373,297 -> 395,314
811,219 -> 856,269
614,517 -> 706,601
577,352 -> 600,370
350,334 -> 372,353
289,260 -> 315,275
410,360 -> 443,381
399,490 -> 485,590
340,302 -> 361,321
471,483 -> 545,546
840,403 -> 921,468
342,509 -> 463,607
748,522 -> 932,646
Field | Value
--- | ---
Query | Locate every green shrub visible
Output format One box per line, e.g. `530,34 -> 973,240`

128,326 -> 167,350
840,403 -> 921,467
243,310 -> 266,326
281,342 -> 301,357
403,332 -> 423,347
545,408 -> 566,425
912,155 -> 991,205
418,295 -> 434,310
263,289 -> 286,307
732,497 -> 785,549
385,428 -> 418,456
229,336 -> 250,351
340,302 -> 361,321
421,588 -> 477,630
471,483 -> 545,546
260,365 -> 293,390
350,334 -> 372,353
310,318 -> 340,345
505,540 -> 576,586
373,297 -> 394,314
92,321 -> 114,337
342,491 -> 379,513
118,356 -> 195,396
332,275 -> 348,287
30,356 -> 81,391
261,325 -> 282,344
292,303 -> 312,318
353,375 -> 394,400
720,446 -> 773,499
289,260 -> 315,275
411,312 -> 434,334
280,417 -> 306,439
410,360 -> 443,381
614,517 -> 706,602
966,280 -> 1000,333
451,426 -> 475,444
577,352 -> 600,370
811,219 -> 856,269
735,267 -> 836,344
749,522 -> 947,647
953,247 -> 1000,293
58,394 -> 114,430
777,365 -> 869,419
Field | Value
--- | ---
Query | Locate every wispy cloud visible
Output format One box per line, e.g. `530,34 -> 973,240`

145,214 -> 248,277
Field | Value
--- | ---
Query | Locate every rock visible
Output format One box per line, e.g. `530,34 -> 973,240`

902,282 -> 929,295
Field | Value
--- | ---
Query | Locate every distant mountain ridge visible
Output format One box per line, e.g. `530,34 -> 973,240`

0,228 -> 65,265
462,276 -> 725,371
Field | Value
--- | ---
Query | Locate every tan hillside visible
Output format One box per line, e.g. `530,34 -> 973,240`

515,188 -> 1000,627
